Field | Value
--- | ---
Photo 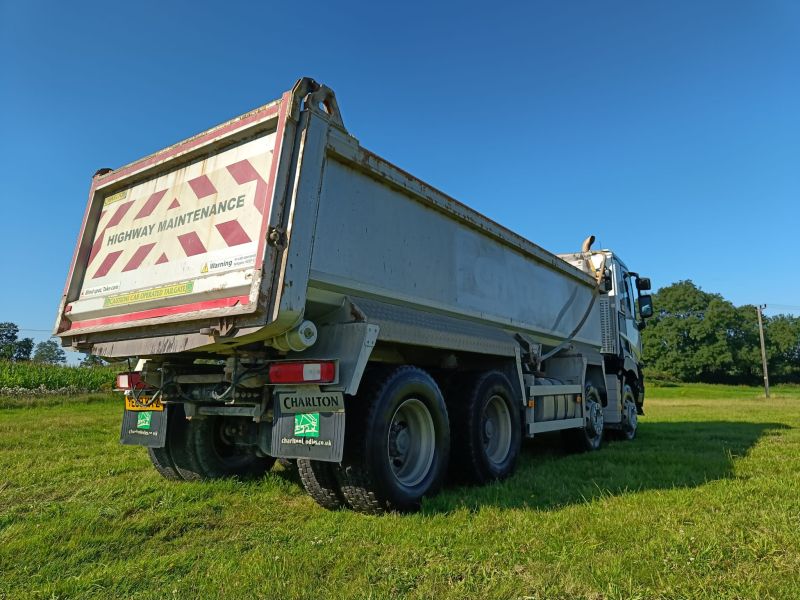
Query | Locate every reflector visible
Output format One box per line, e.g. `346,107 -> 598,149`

269,361 -> 335,384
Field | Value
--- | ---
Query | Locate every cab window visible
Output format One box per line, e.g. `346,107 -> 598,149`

624,275 -> 636,315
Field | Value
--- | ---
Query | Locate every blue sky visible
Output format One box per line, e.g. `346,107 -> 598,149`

1,0 -> 798,356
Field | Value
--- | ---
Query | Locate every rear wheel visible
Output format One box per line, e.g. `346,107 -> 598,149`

336,366 -> 450,514
297,459 -> 344,510
448,371 -> 522,483
173,414 -> 275,480
146,404 -> 181,480
147,446 -> 178,480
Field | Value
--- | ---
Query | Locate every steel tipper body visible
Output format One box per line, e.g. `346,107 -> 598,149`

56,78 -> 654,513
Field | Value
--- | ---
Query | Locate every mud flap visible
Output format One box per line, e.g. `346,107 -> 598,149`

270,402 -> 345,462
120,406 -> 168,448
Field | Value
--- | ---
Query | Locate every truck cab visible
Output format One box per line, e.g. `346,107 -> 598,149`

559,246 -> 653,418
603,251 -> 653,413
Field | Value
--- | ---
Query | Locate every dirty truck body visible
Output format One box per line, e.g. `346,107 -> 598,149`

56,78 -> 653,513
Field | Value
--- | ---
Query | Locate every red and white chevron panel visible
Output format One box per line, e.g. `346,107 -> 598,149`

74,132 -> 276,312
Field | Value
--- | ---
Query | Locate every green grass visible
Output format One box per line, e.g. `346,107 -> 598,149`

0,359 -> 119,393
1,384 -> 799,599
647,382 -> 800,400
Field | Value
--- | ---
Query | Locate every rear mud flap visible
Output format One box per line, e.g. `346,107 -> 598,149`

271,404 -> 345,463
120,406 -> 168,448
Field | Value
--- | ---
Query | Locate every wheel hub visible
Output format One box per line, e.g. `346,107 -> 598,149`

586,402 -> 604,437
394,424 -> 410,454
484,418 -> 495,440
387,398 -> 436,487
482,395 -> 512,465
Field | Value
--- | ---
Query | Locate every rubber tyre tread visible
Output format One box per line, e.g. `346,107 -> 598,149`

147,447 -> 180,480
164,404 -> 203,481
335,368 -> 398,514
297,459 -> 345,510
446,370 -> 522,484
145,404 -> 182,480
335,366 -> 450,514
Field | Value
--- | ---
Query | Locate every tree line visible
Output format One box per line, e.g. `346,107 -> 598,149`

642,281 -> 800,384
0,322 -> 105,366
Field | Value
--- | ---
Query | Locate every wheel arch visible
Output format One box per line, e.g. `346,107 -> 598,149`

585,364 -> 609,407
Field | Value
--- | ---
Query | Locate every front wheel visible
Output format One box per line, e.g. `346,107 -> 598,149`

336,366 -> 450,514
564,384 -> 604,452
619,384 -> 638,440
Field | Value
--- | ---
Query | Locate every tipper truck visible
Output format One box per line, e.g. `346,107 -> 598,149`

56,77 -> 654,513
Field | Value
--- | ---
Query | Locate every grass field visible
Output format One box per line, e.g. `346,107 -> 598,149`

1,385 -> 799,599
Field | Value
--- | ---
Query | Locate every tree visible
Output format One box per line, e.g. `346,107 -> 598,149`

642,280 -> 800,384
766,315 -> 800,382
642,281 -> 739,382
13,337 -> 34,361
32,339 -> 66,365
80,354 -> 107,367
0,322 -> 20,360
0,321 -> 34,361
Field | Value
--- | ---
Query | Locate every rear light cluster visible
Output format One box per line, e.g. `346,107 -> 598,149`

116,372 -> 149,390
268,361 -> 335,384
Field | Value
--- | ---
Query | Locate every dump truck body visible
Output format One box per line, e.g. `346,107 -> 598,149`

57,78 -> 653,513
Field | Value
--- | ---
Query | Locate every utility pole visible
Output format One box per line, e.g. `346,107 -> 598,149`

756,304 -> 770,398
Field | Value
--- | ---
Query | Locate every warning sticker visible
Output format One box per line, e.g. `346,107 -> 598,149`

103,281 -> 194,308
103,190 -> 128,207
200,254 -> 256,274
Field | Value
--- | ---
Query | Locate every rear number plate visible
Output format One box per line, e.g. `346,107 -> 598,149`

125,395 -> 164,411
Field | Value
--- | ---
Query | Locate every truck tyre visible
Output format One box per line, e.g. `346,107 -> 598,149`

564,384 -> 604,452
147,447 -> 179,480
297,459 -> 345,510
447,371 -> 522,484
336,366 -> 450,514
146,403 -> 198,481
159,403 -> 202,481
146,404 -> 182,480
178,416 -> 275,480
619,384 -> 638,441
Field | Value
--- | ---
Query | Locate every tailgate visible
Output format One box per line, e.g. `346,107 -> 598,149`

57,94 -> 293,335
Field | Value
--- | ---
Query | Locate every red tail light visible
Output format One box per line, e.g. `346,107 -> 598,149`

269,361 -> 335,384
116,372 -> 147,390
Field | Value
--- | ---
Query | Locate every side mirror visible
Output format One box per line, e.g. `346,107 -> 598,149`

636,277 -> 651,292
639,294 -> 654,319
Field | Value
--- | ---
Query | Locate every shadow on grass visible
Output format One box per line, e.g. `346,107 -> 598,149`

421,420 -> 786,513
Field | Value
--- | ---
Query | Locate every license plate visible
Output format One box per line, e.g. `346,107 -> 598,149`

125,395 -> 164,411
